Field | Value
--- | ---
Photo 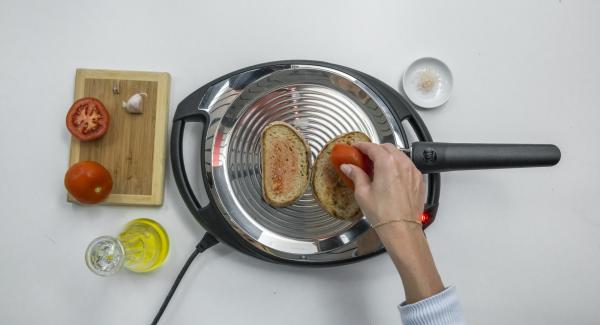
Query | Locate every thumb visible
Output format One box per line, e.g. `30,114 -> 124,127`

340,164 -> 370,189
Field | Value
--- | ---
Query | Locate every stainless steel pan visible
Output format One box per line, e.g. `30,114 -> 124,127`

171,61 -> 560,265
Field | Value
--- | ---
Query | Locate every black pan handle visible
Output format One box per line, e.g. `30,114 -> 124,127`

171,117 -> 205,214
170,85 -> 226,235
411,142 -> 561,174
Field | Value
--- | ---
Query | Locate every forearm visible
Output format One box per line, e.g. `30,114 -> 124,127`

376,223 -> 444,304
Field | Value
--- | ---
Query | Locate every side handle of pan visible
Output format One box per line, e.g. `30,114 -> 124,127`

171,84 -> 225,241
411,142 -> 561,174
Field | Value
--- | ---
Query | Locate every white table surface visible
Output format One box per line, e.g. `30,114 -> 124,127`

1,0 -> 599,324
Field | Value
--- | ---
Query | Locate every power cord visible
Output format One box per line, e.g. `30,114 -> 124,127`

151,232 -> 219,325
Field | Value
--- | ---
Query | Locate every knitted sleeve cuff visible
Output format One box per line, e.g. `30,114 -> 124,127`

398,286 -> 465,325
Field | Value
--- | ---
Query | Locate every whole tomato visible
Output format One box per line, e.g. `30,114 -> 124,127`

65,161 -> 113,204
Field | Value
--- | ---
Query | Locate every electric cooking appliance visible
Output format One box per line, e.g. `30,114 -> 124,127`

170,60 -> 560,266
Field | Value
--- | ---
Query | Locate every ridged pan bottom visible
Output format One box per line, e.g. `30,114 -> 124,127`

227,84 -> 378,240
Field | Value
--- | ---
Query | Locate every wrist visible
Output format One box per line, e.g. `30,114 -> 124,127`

374,220 -> 423,241
375,222 -> 426,257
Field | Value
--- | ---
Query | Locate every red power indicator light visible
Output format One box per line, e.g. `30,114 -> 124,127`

420,212 -> 430,224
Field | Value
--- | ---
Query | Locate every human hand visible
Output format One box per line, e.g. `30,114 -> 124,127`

339,142 -> 425,229
341,142 -> 443,304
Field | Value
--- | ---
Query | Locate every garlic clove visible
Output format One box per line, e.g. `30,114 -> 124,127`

122,92 -> 147,114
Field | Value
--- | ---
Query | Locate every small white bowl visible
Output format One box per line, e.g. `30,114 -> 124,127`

402,57 -> 453,109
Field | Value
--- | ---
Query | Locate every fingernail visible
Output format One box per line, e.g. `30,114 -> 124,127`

340,164 -> 352,175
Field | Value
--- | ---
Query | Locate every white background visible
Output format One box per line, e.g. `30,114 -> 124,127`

1,0 -> 599,324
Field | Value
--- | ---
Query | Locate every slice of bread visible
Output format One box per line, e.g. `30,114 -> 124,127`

261,121 -> 311,207
311,132 -> 371,221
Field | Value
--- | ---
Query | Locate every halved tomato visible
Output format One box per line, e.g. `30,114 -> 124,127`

66,97 -> 110,141
330,143 -> 373,189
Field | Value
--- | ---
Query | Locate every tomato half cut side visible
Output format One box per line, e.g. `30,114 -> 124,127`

66,97 -> 110,141
330,143 -> 373,189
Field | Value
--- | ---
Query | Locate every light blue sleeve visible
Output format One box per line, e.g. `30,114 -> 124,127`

398,286 -> 466,325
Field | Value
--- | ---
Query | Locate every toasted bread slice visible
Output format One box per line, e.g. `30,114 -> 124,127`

261,121 -> 311,207
311,132 -> 371,220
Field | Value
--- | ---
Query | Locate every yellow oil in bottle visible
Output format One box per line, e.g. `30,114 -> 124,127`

118,218 -> 169,272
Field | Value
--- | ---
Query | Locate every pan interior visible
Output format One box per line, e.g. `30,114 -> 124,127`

227,84 -> 377,240
210,66 -> 403,256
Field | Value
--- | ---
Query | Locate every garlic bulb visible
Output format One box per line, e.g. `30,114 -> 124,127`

122,93 -> 147,114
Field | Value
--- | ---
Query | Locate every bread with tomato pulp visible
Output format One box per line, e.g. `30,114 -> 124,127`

311,131 -> 371,220
261,121 -> 311,207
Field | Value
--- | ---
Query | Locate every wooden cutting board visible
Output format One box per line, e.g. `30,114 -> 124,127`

68,69 -> 170,206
